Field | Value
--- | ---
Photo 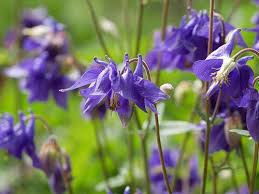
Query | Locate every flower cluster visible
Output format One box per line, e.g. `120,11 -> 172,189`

0,112 -> 72,194
61,54 -> 168,126
145,9 -> 246,71
5,8 -> 72,108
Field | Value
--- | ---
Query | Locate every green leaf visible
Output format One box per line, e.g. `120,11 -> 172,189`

160,121 -> 202,136
229,129 -> 250,137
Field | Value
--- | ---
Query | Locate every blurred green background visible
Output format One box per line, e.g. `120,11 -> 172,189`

0,0 -> 258,194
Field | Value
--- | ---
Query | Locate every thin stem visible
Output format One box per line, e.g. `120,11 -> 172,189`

226,0 -> 240,22
239,140 -> 250,186
187,0 -> 193,16
26,114 -> 53,134
154,112 -> 172,194
249,142 -> 259,194
140,136 -> 151,194
231,165 -> 240,194
210,157 -> 218,194
123,0 -> 132,54
92,120 -> 110,188
156,0 -> 170,85
127,125 -> 135,190
171,92 -> 201,191
135,0 -> 145,56
171,132 -> 191,191
85,0 -> 110,56
233,48 -> 259,61
201,0 -> 215,193
211,89 -> 222,123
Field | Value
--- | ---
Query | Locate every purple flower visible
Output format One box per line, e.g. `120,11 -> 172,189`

149,148 -> 179,183
61,54 -> 168,126
253,0 -> 259,6
199,121 -> 231,154
246,88 -> 259,141
149,148 -> 200,194
4,8 -> 72,109
188,156 -> 200,188
193,29 -> 254,105
145,10 -> 246,71
0,111 -> 40,167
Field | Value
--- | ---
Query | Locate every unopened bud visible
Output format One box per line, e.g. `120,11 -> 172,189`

160,83 -> 173,96
224,112 -> 242,148
39,136 -> 60,175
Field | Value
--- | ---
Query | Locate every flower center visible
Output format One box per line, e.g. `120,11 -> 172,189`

211,57 -> 236,86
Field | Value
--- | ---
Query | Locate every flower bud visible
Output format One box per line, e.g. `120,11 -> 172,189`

160,83 -> 173,97
174,81 -> 192,104
224,112 -> 242,148
39,136 -> 60,176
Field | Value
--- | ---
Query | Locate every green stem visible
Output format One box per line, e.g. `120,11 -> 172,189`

231,165 -> 240,194
92,121 -> 110,187
127,125 -> 135,190
154,112 -> 172,194
140,136 -> 151,194
233,48 -> 259,61
201,0 -> 215,193
156,0 -> 170,85
85,0 -> 110,56
240,140 -> 250,187
210,157 -> 218,194
135,0 -> 145,56
249,142 -> 259,194
123,0 -> 132,54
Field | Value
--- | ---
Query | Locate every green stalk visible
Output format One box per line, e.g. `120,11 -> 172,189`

201,0 -> 215,193
134,0 -> 145,56
85,0 -> 110,56
249,142 -> 259,194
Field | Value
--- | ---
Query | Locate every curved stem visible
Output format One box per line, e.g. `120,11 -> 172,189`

129,57 -> 170,193
156,0 -> 170,85
155,112 -> 172,194
249,142 -> 259,194
201,0 -> 215,193
240,140 -> 250,186
85,0 -> 110,56
135,0 -> 145,56
25,114 -> 53,134
233,48 -> 259,61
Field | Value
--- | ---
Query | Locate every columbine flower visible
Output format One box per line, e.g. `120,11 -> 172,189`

61,54 -> 168,127
145,10 -> 246,71
0,111 -> 40,167
149,148 -> 200,194
199,121 -> 231,154
246,88 -> 259,141
5,8 -> 72,108
39,137 -> 72,194
193,29 -> 254,105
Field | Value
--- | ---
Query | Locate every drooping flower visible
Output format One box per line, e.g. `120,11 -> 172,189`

193,29 -> 254,105
245,88 -> 259,141
199,121 -> 231,154
0,111 -> 40,167
145,10 -> 246,71
61,54 -> 168,126
5,8 -> 72,108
